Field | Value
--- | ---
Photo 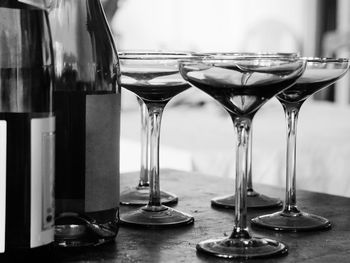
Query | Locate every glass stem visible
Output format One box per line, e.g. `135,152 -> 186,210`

282,103 -> 302,215
247,125 -> 256,196
230,115 -> 252,239
146,103 -> 165,208
138,99 -> 149,187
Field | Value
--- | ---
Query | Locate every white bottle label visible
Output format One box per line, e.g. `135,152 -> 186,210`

0,121 -> 6,253
85,94 -> 120,212
30,117 -> 55,248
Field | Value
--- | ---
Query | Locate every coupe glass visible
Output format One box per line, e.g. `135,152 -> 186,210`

119,97 -> 178,206
209,53 -> 297,209
179,54 -> 305,258
119,52 -> 195,227
251,57 -> 350,231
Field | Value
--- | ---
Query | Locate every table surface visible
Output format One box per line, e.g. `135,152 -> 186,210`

3,169 -> 348,262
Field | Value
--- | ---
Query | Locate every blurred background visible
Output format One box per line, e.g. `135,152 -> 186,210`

102,0 -> 350,197
103,0 -> 350,105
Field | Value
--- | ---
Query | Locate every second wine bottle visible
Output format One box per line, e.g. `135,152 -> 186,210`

48,0 -> 121,247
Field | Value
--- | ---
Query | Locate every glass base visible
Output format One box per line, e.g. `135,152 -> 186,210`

120,205 -> 194,228
120,186 -> 178,206
196,236 -> 287,259
251,210 -> 331,232
211,192 -> 282,209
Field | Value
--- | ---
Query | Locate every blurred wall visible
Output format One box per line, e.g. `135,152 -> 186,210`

111,0 -> 317,55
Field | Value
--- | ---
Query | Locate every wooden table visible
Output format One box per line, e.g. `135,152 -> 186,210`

3,169 -> 350,262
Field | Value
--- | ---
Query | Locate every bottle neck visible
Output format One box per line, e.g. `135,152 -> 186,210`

48,0 -> 119,93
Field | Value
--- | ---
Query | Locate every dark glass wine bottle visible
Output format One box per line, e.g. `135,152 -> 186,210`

48,0 -> 121,247
0,0 -> 55,251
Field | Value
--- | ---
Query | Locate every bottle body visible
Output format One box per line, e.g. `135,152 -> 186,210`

0,1 -> 55,251
48,0 -> 120,247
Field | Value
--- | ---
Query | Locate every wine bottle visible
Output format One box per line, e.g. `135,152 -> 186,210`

48,0 -> 121,247
0,0 -> 55,251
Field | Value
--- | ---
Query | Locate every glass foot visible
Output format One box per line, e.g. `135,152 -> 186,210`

251,210 -> 331,232
196,236 -> 287,259
120,205 -> 194,228
120,186 -> 178,206
211,192 -> 282,209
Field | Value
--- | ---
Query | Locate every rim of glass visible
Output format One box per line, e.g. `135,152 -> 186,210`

118,50 -> 201,60
201,52 -> 300,58
179,55 -> 305,65
303,57 -> 349,63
